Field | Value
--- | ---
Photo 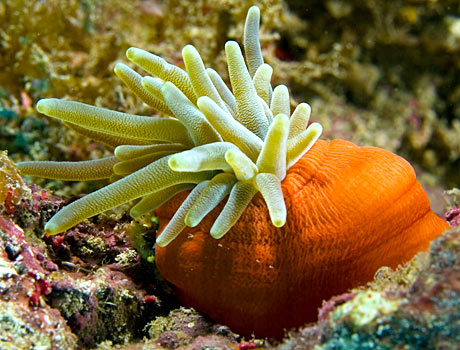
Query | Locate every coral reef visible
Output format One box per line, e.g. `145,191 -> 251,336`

0,189 -> 449,350
277,226 -> 460,350
443,188 -> 460,227
0,0 -> 459,348
0,214 -> 77,349
145,307 -> 238,348
0,153 -> 169,348
0,150 -> 31,215
11,2 -> 448,339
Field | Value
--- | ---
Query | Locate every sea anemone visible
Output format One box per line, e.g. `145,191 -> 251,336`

17,6 -> 322,246
16,5 -> 448,339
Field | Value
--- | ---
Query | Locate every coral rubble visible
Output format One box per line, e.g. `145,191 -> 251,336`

0,215 -> 77,349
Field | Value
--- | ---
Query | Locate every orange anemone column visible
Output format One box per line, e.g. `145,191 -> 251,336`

155,139 -> 449,338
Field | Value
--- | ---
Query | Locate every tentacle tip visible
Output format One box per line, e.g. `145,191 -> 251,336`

15,161 -> 25,171
224,149 -> 236,162
126,47 -> 141,60
36,98 -> 55,114
260,63 -> 273,73
182,44 -> 197,57
224,41 -> 239,52
184,216 -> 199,228
167,156 -> 180,171
155,237 -> 169,247
273,84 -> 288,93
196,95 -> 209,106
113,62 -> 126,75
160,81 -> 176,94
141,76 -> 154,89
301,102 -> 312,113
248,5 -> 260,16
156,230 -> 175,247
129,209 -> 142,219
310,122 -> 323,135
272,218 -> 286,228
210,223 -> 231,239
274,113 -> 290,124
44,221 -> 62,236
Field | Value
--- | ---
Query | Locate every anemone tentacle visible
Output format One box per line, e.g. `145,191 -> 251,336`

126,47 -> 197,103
17,157 -> 118,181
36,99 -> 194,145
44,156 -> 214,235
156,180 -> 210,246
253,64 -> 273,104
205,68 -> 238,116
63,122 -> 152,147
244,5 -> 265,78
114,63 -> 173,115
185,173 -> 237,228
225,41 -> 269,139
130,183 -> 195,219
210,180 -> 258,239
182,45 -> 229,113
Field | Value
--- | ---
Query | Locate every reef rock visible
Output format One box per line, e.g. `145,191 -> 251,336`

278,225 -> 460,349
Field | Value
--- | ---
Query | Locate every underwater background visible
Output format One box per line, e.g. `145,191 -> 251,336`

0,0 -> 460,349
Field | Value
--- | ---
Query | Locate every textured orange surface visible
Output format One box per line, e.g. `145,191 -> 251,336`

155,139 -> 448,338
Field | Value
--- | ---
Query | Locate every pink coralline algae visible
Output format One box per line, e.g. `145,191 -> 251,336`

0,216 -> 56,303
443,207 -> 460,227
0,215 -> 77,349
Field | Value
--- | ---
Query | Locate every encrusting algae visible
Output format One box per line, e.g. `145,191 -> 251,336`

0,151 -> 31,214
15,5 -> 448,339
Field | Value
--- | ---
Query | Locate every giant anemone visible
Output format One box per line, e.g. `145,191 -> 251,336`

17,6 -> 322,246
16,5 -> 448,338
